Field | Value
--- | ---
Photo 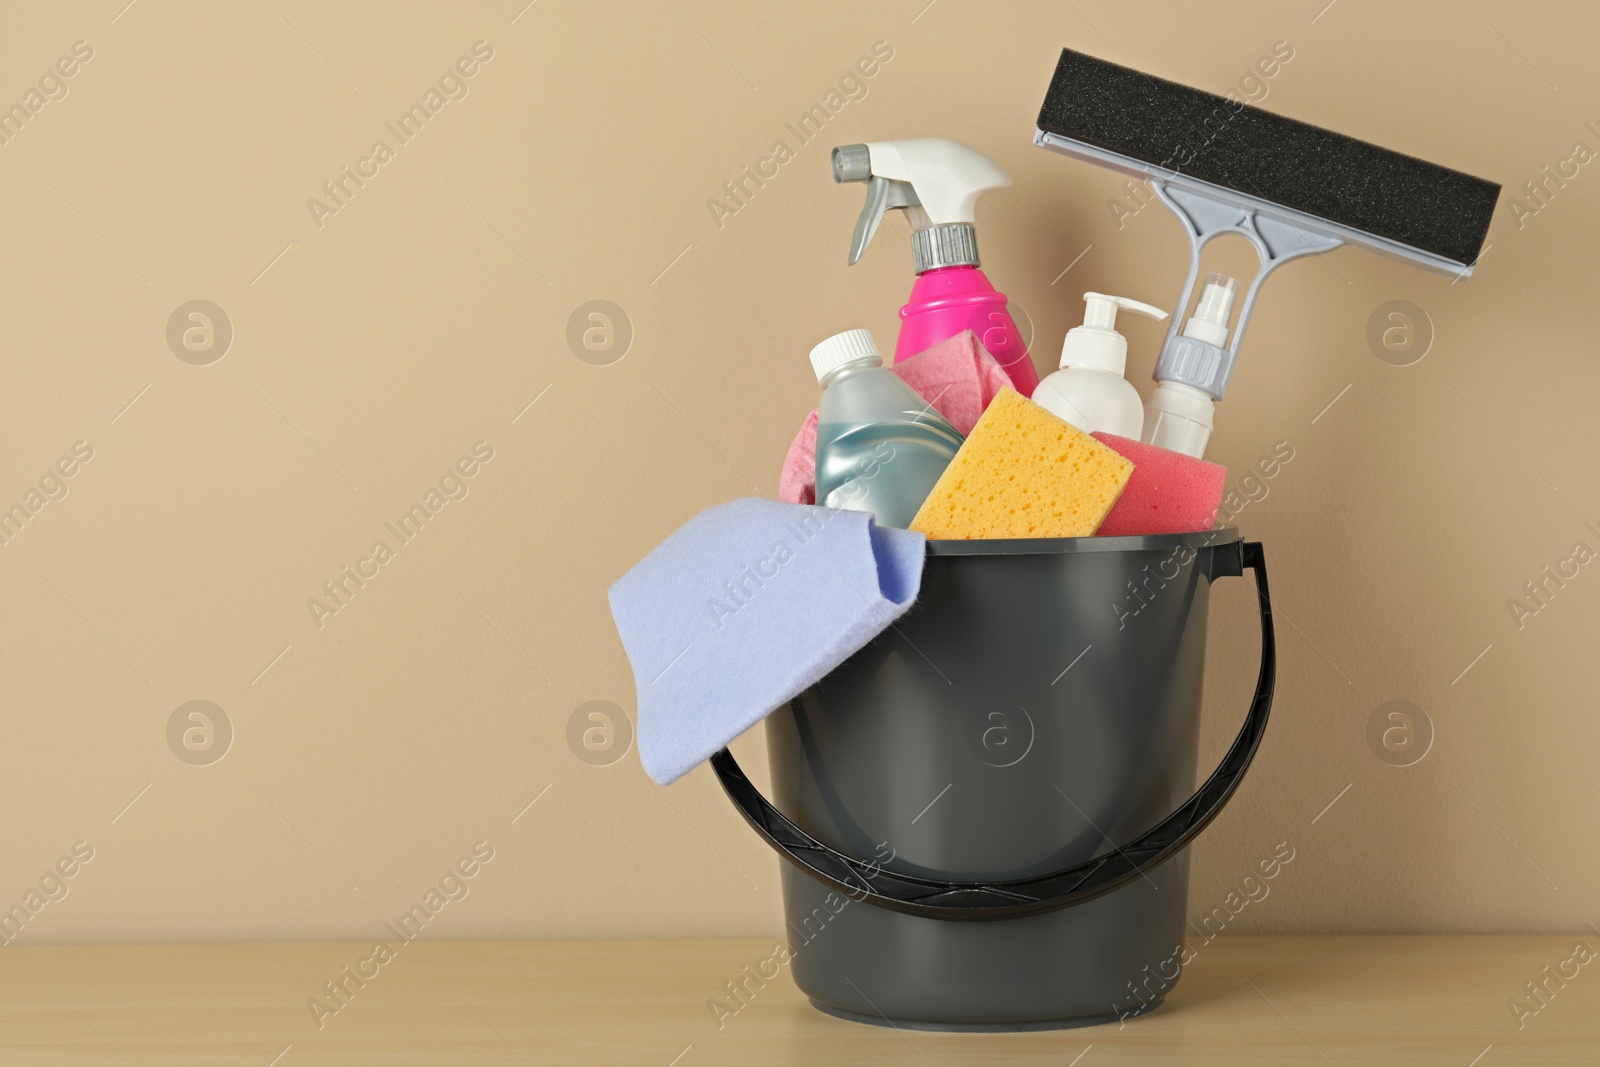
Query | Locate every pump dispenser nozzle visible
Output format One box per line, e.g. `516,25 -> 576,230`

1064,293 -> 1168,373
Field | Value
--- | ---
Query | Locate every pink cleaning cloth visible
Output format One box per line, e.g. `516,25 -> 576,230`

778,331 -> 1015,505
1092,433 -> 1228,536
891,330 -> 1016,434
778,414 -> 820,505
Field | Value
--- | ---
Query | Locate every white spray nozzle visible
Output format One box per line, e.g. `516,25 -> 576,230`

1182,273 -> 1238,347
1061,292 -> 1168,373
855,139 -> 1010,226
833,138 -> 1010,268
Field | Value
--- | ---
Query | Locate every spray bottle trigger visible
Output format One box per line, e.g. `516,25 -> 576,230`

847,176 -> 923,266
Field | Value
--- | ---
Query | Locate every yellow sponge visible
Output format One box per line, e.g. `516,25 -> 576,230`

910,388 -> 1133,539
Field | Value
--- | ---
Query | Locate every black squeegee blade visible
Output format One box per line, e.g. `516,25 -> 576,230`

1037,49 -> 1499,266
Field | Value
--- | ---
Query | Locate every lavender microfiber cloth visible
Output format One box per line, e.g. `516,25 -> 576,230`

608,497 -> 925,785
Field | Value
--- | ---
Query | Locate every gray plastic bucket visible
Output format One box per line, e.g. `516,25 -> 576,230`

713,529 -> 1275,1030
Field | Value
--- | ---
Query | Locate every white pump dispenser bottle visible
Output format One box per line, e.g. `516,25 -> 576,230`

1032,292 -> 1167,438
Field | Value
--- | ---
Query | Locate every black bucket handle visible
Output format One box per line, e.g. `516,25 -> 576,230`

711,540 -> 1276,922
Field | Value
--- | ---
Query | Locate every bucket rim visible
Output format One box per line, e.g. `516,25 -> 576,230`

923,526 -> 1241,556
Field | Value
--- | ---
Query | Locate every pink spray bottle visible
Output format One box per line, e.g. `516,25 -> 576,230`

832,139 -> 1039,396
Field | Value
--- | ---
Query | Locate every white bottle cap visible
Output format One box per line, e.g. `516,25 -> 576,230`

1060,293 -> 1167,374
809,328 -> 882,382
1181,273 -> 1238,348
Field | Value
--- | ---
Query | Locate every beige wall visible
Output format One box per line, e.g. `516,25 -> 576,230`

0,0 -> 1594,945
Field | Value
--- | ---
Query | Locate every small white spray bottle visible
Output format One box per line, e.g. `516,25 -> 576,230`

1032,292 -> 1167,438
1143,273 -> 1239,458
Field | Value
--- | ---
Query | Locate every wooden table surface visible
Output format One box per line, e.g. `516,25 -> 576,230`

0,936 -> 1594,1064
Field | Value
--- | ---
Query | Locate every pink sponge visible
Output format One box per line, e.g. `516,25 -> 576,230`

1091,433 -> 1227,536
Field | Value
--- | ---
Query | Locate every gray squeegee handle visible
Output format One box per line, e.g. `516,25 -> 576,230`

1151,181 -> 1342,399
711,540 -> 1276,923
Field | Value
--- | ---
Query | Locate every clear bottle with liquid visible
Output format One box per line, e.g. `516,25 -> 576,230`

811,329 -> 964,529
